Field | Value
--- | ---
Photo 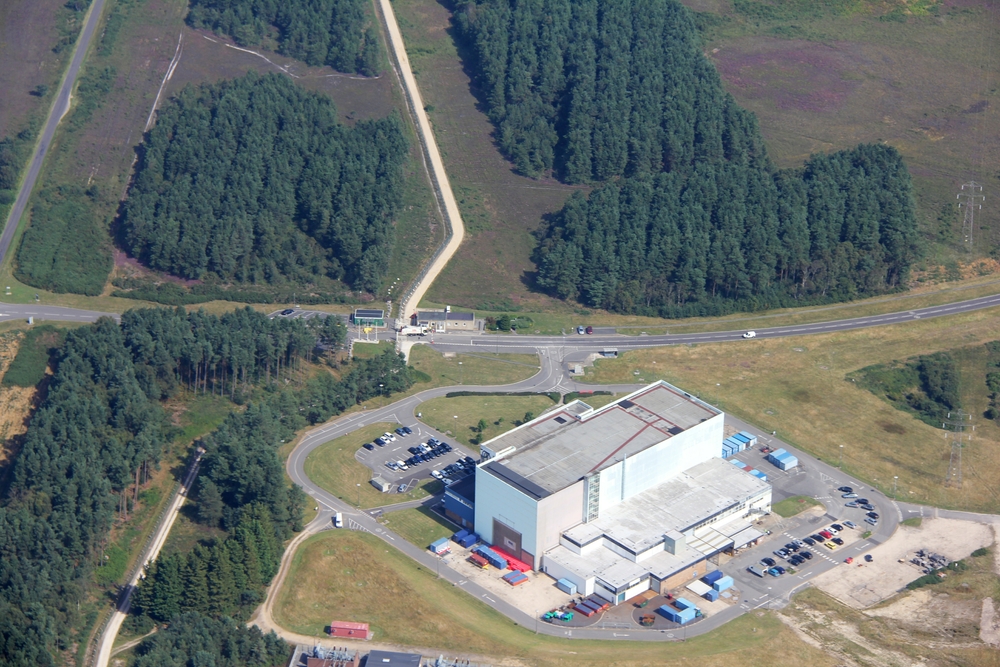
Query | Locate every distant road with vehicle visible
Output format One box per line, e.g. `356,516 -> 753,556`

0,0 -> 109,267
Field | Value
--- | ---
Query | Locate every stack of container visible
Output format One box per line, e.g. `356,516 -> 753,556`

473,545 -> 507,569
721,431 -> 758,458
452,529 -> 469,543
502,571 -> 529,586
766,448 -> 799,470
458,532 -> 478,548
658,602 -> 697,625
749,469 -> 768,482
429,538 -> 451,555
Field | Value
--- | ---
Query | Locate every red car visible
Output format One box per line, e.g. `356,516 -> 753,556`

819,530 -> 833,539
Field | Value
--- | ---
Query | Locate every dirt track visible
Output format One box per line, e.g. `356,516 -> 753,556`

376,0 -> 465,320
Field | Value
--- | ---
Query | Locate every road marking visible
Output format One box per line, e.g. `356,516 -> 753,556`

482,594 -> 496,603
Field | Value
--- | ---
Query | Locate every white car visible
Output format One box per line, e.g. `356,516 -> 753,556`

395,460 -> 408,470
383,432 -> 397,442
743,331 -> 757,339
431,470 -> 444,480
333,512 -> 343,528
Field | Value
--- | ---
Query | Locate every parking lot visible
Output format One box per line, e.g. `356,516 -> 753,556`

267,307 -> 345,322
717,425 -> 898,606
353,421 -> 479,492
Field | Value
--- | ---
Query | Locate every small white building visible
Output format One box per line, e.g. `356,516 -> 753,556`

412,307 -> 476,333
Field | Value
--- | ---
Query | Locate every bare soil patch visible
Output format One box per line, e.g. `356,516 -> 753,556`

812,517 -> 994,608
0,332 -> 39,468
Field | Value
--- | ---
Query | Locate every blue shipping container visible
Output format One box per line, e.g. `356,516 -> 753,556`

703,589 -> 719,602
556,578 -> 578,595
739,431 -> 758,446
459,533 -> 479,548
713,576 -> 734,592
702,570 -> 724,585
677,607 -> 696,624
430,538 -> 450,553
731,459 -> 746,467
674,597 -> 695,611
732,433 -> 750,444
658,605 -> 681,623
453,529 -> 469,542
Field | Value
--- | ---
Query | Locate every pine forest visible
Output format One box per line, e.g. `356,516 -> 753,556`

456,0 -> 920,316
120,73 -> 408,293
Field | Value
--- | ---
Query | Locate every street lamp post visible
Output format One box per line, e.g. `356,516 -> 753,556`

893,476 -> 898,499
356,483 -> 361,508
458,361 -> 463,385
839,444 -> 843,469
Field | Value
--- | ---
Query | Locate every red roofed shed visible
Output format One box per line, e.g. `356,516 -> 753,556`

328,621 -> 373,640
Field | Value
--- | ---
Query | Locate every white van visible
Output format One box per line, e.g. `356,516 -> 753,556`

333,512 -> 343,528
743,331 -> 757,339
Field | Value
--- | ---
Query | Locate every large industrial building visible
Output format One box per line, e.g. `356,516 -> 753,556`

472,381 -> 771,604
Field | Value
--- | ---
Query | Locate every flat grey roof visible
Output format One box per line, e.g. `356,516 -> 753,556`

353,309 -> 384,318
481,382 -> 720,495
564,458 -> 771,554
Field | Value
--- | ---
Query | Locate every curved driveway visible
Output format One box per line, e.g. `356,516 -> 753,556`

279,343 -> 916,641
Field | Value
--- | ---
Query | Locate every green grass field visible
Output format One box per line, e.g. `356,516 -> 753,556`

772,495 -> 821,518
416,394 -> 557,446
582,306 -> 1000,514
408,346 -> 541,388
274,530 -> 837,666
1,324 -> 63,386
303,422 -> 442,509
378,506 -> 457,548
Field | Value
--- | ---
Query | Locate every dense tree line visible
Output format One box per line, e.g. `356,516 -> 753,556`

188,0 -> 380,76
133,505 -> 282,621
0,307 -> 401,666
121,73 -> 407,293
0,319 -> 169,666
536,144 -> 919,316
456,0 -> 919,315
455,0 -> 767,183
132,612 -> 288,667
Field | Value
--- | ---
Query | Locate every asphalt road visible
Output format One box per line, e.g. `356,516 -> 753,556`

283,347 -> 914,641
0,0 -> 109,266
0,302 -> 118,324
426,292 -> 1000,355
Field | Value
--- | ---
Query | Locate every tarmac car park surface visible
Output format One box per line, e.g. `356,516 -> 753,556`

353,420 -> 478,491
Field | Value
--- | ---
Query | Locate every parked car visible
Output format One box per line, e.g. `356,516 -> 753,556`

784,543 -> 798,552
431,470 -> 444,480
761,557 -> 776,567
768,567 -> 782,577
861,503 -> 875,511
845,501 -> 859,508
864,554 -> 873,563
789,556 -> 803,566
743,331 -> 757,339
793,539 -> 806,548
810,534 -> 826,543
774,549 -> 789,559
401,426 -> 413,435
585,326 -> 594,334
382,432 -> 397,442
832,537 -> 844,546
362,443 -> 375,451
463,456 -> 476,465
803,537 -> 816,546
827,526 -> 840,535
819,530 -> 833,539
867,512 -> 879,520
281,308 -> 295,316
842,493 -> 858,498
831,523 -> 844,532
824,541 -> 838,550
857,498 -> 870,505
844,520 -> 857,529
577,326 -> 585,334
865,516 -> 878,526
838,486 -> 853,493
395,427 -> 407,437
801,551 -> 813,560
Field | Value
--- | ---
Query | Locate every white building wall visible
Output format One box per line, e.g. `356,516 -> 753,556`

540,557 -> 592,596
596,412 -> 724,515
474,467 -> 538,553
536,481 -> 585,557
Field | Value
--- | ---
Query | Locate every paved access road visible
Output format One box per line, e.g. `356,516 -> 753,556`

275,348 -> 918,642
427,292 -> 1000,356
0,0 -> 109,266
0,302 -> 119,324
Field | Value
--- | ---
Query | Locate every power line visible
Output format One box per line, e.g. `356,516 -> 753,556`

942,410 -> 972,488
957,181 -> 984,251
